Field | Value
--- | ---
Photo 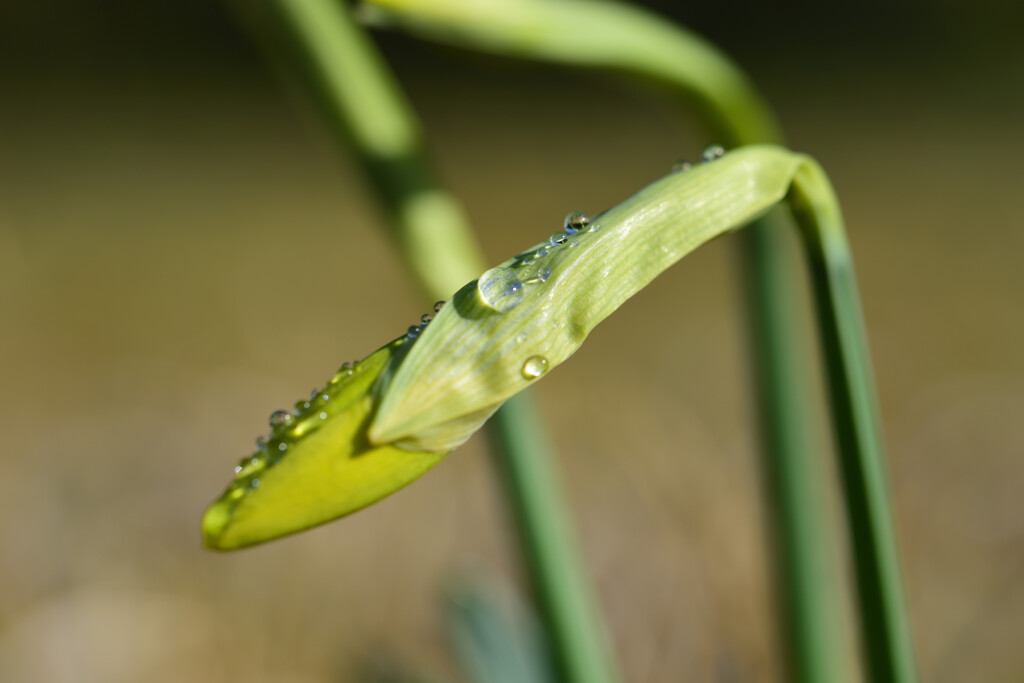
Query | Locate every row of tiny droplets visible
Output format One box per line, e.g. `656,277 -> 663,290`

405,299 -> 446,340
227,302 -> 449,496
226,357 -> 369,497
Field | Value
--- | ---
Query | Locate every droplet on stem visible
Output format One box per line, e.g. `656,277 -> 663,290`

477,267 -> 525,313
521,355 -> 549,380
269,410 -> 293,429
563,211 -> 590,234
701,144 -> 725,162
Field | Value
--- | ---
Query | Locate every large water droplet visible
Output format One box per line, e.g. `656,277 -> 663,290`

563,211 -> 590,234
701,144 -> 725,162
478,267 -> 525,313
550,232 -> 570,247
521,356 -> 549,380
269,410 -> 293,428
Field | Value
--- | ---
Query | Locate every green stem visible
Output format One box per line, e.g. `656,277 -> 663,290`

240,1 -> 617,680
489,395 -> 619,683
789,161 -> 918,683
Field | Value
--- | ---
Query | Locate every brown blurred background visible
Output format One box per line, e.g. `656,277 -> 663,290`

1,1 -> 1022,681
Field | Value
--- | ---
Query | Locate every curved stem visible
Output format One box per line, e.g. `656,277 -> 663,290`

789,161 -> 918,683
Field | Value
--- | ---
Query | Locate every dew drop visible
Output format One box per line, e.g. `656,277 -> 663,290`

570,240 -> 580,248
516,333 -> 527,344
269,409 -> 293,428
235,455 -> 264,478
535,247 -> 549,258
563,211 -> 590,234
588,223 -> 601,233
537,267 -> 551,282
278,442 -> 288,452
256,435 -> 268,450
407,325 -> 421,339
250,478 -> 261,489
550,232 -> 570,247
319,411 -> 328,420
433,300 -> 446,313
521,355 -> 549,380
672,159 -> 692,173
701,144 -> 725,162
421,313 -> 433,324
477,266 -> 525,313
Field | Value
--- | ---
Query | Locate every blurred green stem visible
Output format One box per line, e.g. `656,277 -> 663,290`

239,1 -> 617,681
790,162 -> 918,683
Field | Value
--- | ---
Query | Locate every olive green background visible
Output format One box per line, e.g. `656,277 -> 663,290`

1,2 -> 1022,681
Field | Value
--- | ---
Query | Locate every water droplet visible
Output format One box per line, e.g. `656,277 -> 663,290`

588,223 -> 601,233
477,266 -> 525,313
524,265 -> 552,285
269,410 -> 293,428
407,325 -> 420,338
521,356 -> 549,379
433,300 -> 446,313
672,159 -> 692,173
535,248 -> 549,260
278,442 -> 287,452
516,333 -> 527,344
421,313 -> 433,324
570,240 -> 580,248
319,411 -> 328,420
235,455 -> 264,477
550,232 -> 569,246
563,211 -> 590,234
309,388 -> 320,400
256,435 -> 268,449
701,144 -> 725,162
250,478 -> 261,489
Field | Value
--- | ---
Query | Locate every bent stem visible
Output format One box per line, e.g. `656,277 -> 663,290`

238,1 -> 617,681
789,162 -> 918,683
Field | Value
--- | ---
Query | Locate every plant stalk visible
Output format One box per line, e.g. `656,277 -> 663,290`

790,161 -> 918,683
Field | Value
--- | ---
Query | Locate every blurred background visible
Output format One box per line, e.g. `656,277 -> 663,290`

1,1 -> 1022,681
